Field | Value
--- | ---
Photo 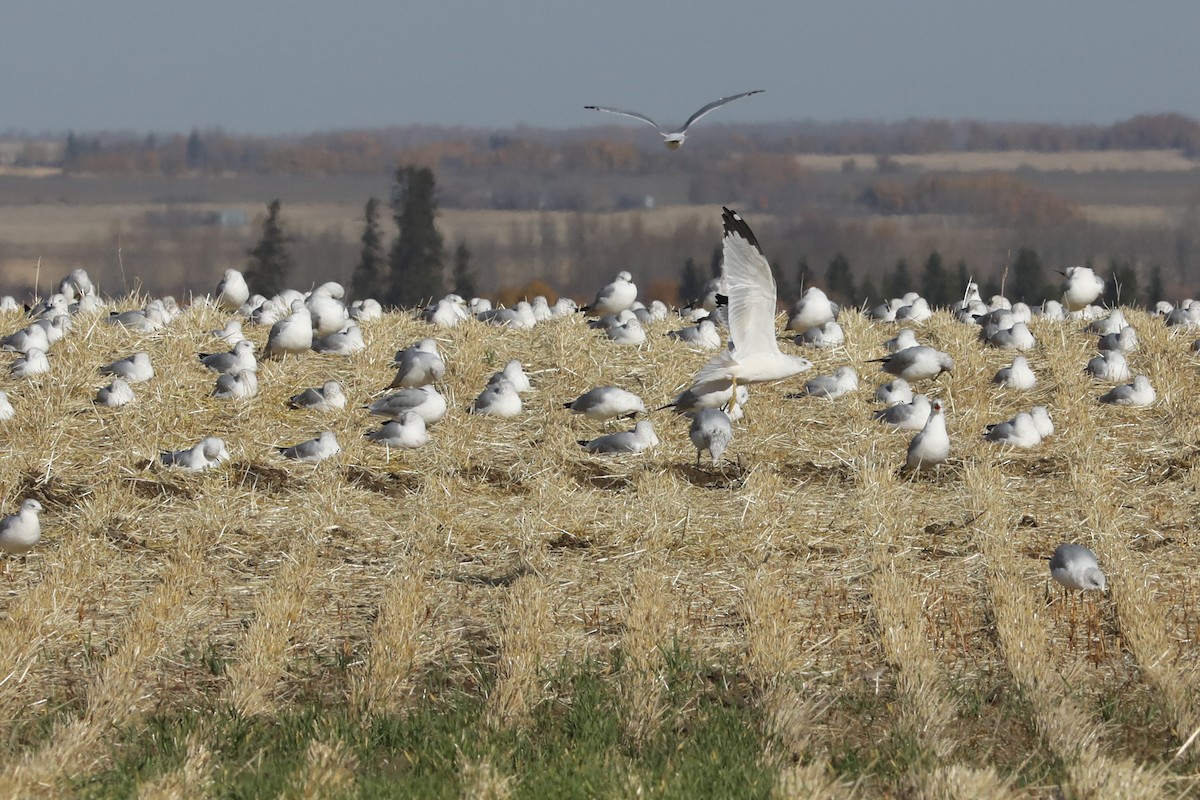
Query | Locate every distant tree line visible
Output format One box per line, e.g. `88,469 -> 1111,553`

246,164 -> 473,307
35,113 -> 1200,180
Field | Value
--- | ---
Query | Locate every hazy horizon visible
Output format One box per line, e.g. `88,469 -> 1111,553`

4,1 -> 1200,136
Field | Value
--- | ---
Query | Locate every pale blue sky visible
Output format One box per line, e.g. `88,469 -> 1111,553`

4,1 -> 1198,135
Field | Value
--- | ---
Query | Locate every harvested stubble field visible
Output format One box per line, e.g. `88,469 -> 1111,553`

0,296 -> 1199,798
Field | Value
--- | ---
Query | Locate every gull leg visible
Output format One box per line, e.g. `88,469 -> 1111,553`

724,378 -> 740,418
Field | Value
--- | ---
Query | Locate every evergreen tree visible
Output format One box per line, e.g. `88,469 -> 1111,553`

920,250 -> 951,306
452,240 -> 477,299
350,197 -> 387,301
954,260 -> 971,302
709,245 -> 723,280
387,165 -> 445,307
1148,265 -> 1166,306
771,260 -> 793,304
825,253 -> 856,304
679,256 -> 705,303
244,199 -> 293,297
1009,247 -> 1047,303
186,129 -> 206,170
796,257 -> 814,293
1104,258 -> 1140,307
884,258 -> 912,299
857,275 -> 879,307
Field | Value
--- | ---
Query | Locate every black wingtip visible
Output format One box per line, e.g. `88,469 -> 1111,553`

714,293 -> 728,306
721,207 -> 761,252
562,402 -> 573,410
577,440 -> 589,448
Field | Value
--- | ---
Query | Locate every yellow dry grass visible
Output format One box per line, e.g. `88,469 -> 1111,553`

0,295 -> 1198,791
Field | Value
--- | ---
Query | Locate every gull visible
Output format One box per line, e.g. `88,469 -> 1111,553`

795,320 -> 845,349
1030,405 -> 1054,438
470,378 -> 523,418
1035,300 -> 1066,320
869,345 -> 954,382
58,268 -> 96,300
686,208 -> 813,416
306,285 -> 349,337
582,271 -> 638,316
1059,266 -> 1105,311
884,329 -> 919,354
199,339 -> 257,375
488,361 -> 532,393
349,298 -> 383,323
905,399 -> 949,472
95,378 -> 135,407
10,347 -> 50,378
161,436 -> 230,471
100,352 -> 153,383
213,369 -> 259,400
895,297 -> 933,324
984,321 -> 1036,351
0,499 -> 42,555
605,318 -> 646,345
579,420 -> 660,454
209,319 -> 246,344
367,411 -> 428,450
689,408 -> 733,467
1086,350 -> 1130,382
584,90 -> 764,149
0,390 -> 11,420
265,302 -> 313,358
478,301 -> 537,330
993,355 -> 1037,390
660,382 -> 748,422
31,315 -> 70,345
106,306 -> 165,332
668,318 -> 721,349
423,295 -> 470,328
786,286 -> 838,332
367,385 -> 447,424
313,323 -> 365,355
289,380 -> 346,411
1049,544 -> 1106,592
565,386 -> 645,421
801,366 -> 858,400
215,268 -> 250,311
984,412 -> 1044,448
874,378 -> 913,406
1097,326 -> 1138,354
1086,308 -> 1128,336
1,325 -> 50,354
277,430 -> 341,463
1099,375 -> 1155,406
390,338 -> 445,388
873,393 -> 931,431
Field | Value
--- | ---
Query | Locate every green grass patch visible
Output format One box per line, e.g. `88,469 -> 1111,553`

73,657 -> 776,799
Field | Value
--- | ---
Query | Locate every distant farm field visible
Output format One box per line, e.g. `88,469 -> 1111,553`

0,294 -> 1199,796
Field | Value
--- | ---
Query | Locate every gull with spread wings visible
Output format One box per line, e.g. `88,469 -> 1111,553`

686,208 -> 812,416
584,90 -> 763,149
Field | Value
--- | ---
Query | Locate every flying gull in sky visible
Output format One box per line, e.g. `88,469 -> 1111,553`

584,90 -> 764,149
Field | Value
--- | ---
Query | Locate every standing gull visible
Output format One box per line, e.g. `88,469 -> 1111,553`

686,208 -> 813,416
905,399 -> 949,472
0,499 -> 42,555
1049,544 -> 1106,592
584,90 -> 764,149
689,408 -> 733,467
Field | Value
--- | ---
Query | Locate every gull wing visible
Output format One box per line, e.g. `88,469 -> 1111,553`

583,106 -> 663,133
719,207 -> 781,361
678,90 -> 764,133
